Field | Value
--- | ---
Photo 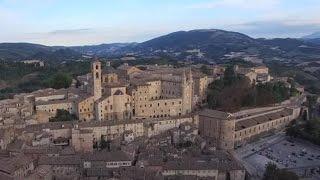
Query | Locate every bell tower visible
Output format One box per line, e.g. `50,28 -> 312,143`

182,68 -> 193,114
92,59 -> 102,101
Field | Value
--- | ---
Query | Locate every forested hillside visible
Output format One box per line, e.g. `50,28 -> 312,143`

207,66 -> 297,112
0,61 -> 91,99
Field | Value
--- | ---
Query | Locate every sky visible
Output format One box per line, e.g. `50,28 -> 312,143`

0,0 -> 320,46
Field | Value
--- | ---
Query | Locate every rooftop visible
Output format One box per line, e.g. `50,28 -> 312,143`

35,98 -> 74,106
83,150 -> 132,162
235,108 -> 293,131
163,152 -> 244,171
38,155 -> 80,166
0,154 -> 33,175
199,109 -> 234,120
25,121 -> 74,133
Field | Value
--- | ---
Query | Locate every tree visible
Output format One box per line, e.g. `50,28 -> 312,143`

49,73 -> 72,89
306,95 -> 317,119
286,121 -> 299,138
263,163 -> 278,180
49,109 -> 76,122
207,79 -> 224,109
207,73 -> 294,112
263,162 -> 298,180
286,118 -> 320,145
223,66 -> 237,86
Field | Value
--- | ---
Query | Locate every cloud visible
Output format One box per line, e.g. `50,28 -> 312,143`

1,0 -> 320,45
14,26 -> 172,46
230,20 -> 320,38
48,28 -> 93,35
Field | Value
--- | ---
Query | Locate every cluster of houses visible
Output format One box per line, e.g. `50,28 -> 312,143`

0,60 -> 305,179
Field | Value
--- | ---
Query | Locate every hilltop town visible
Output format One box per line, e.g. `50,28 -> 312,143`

2,0 -> 320,179
0,58 -> 317,180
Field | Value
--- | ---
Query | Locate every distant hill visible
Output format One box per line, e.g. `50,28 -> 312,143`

304,38 -> 320,45
302,32 -> 320,39
139,29 -> 257,49
0,43 -> 82,62
257,38 -> 320,60
134,29 -> 260,58
30,48 -> 82,62
0,43 -> 51,61
71,43 -> 137,56
302,32 -> 320,45
258,38 -> 307,51
132,29 -> 320,61
1,29 -> 320,62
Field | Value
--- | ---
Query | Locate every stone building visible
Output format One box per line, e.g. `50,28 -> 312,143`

117,63 -> 143,80
0,154 -> 35,179
22,60 -> 45,67
0,128 -> 14,149
233,107 -> 300,147
193,73 -> 211,104
162,154 -> 245,180
130,69 -> 193,119
234,65 -> 271,84
75,60 -> 194,122
38,155 -> 81,179
92,60 -> 102,101
199,106 -> 301,150
95,84 -> 132,121
77,95 -> 95,122
31,59 -> 202,124
18,59 -> 204,153
23,113 -> 197,153
71,128 -> 93,153
82,150 -> 132,169
199,109 -> 235,150
0,94 -> 34,126
33,88 -> 79,122
144,115 -> 198,137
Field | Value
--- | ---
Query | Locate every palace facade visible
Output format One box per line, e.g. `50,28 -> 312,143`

34,59 -> 208,123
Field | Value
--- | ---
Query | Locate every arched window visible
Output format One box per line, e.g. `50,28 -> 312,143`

96,72 -> 99,79
96,65 -> 99,70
